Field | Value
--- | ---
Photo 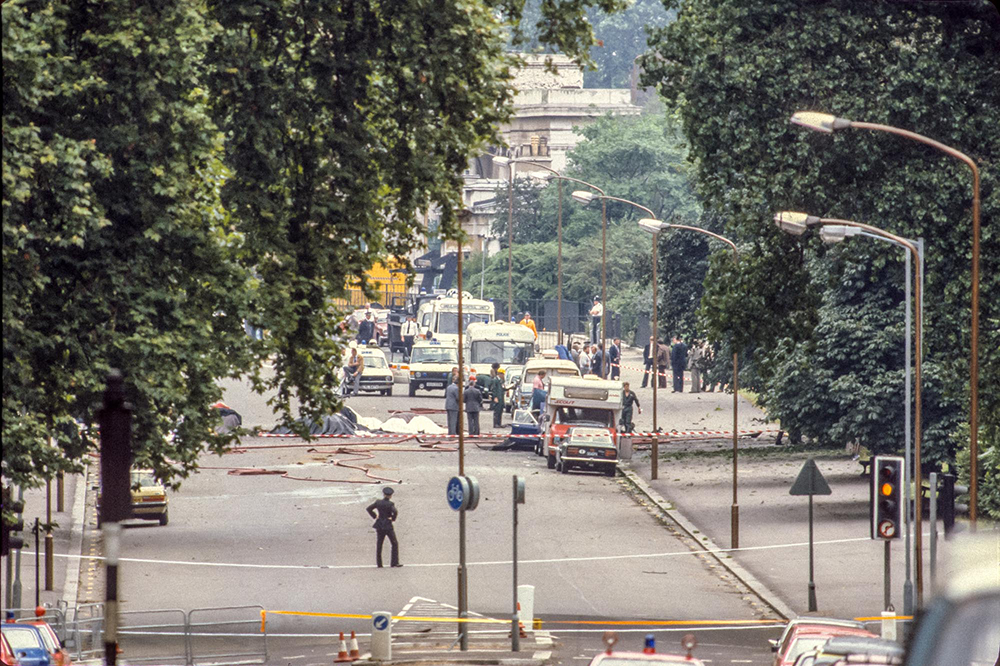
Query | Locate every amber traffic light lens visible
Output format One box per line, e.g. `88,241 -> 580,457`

881,483 -> 894,496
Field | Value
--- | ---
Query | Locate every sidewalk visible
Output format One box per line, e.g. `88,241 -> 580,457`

611,346 -> 995,620
1,469 -> 86,617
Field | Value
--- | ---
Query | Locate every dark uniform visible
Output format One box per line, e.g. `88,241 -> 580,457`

366,489 -> 400,568
488,372 -> 505,428
464,382 -> 482,435
621,390 -> 641,433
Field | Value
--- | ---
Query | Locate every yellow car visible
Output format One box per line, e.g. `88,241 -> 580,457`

130,469 -> 169,526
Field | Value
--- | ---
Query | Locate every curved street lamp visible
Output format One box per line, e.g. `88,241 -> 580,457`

526,166 -> 606,350
819,223 -> 924,614
492,155 -> 518,321
572,193 -> 663,480
774,210 -> 926,604
790,112 -> 981,530
640,219 -> 742,549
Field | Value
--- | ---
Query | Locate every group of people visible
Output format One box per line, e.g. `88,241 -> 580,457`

569,338 -> 621,378
444,363 -> 505,435
640,335 -> 714,393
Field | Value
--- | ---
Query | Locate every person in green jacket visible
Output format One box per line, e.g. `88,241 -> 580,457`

488,363 -> 505,428
620,382 -> 641,433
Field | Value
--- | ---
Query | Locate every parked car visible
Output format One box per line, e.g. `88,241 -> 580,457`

770,618 -> 866,656
775,626 -> 877,666
588,633 -> 705,666
1,624 -> 51,666
555,426 -> 618,476
129,469 -> 169,526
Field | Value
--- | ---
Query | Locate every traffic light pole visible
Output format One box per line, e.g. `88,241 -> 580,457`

883,540 -> 891,611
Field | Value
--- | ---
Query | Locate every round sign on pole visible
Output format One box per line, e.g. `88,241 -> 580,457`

447,476 -> 470,511
465,475 -> 480,511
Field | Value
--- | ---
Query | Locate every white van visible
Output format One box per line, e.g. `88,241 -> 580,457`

415,290 -> 495,346
466,321 -> 535,378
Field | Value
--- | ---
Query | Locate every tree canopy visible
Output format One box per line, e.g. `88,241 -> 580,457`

642,0 -> 999,511
3,0 -> 630,489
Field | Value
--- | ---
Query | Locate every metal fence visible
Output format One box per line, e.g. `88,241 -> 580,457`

1,603 -> 269,666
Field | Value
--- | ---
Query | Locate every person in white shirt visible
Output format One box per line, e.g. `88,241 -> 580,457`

578,344 -> 592,375
589,297 -> 603,344
400,316 -> 418,360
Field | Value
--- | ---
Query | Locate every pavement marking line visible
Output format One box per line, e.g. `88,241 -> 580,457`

24,535 -> 872,571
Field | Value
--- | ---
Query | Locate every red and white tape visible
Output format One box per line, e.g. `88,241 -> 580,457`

256,429 -> 780,440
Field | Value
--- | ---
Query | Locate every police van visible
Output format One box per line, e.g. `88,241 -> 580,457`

415,290 -> 495,346
466,321 -> 535,379
407,339 -> 459,396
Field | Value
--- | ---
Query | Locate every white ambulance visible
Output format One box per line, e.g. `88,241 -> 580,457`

415,290 -> 494,346
466,321 -> 535,378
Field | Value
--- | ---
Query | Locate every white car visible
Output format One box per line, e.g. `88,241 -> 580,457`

358,345 -> 394,395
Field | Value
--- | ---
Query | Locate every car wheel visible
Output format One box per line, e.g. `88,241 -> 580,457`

605,466 -> 616,477
559,461 -> 569,474
158,509 -> 169,526
383,387 -> 392,396
547,454 -> 556,470
408,384 -> 416,397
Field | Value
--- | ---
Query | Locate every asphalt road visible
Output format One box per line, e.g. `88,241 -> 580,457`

101,369 -> 782,665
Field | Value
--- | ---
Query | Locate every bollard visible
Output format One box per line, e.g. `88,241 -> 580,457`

619,436 -> 633,461
881,609 -> 897,642
371,611 -> 392,661
517,585 -> 535,633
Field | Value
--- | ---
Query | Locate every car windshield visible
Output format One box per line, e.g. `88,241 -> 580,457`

787,637 -> 829,662
436,312 -> 491,334
363,354 -> 388,368
2,626 -> 43,650
521,368 -> 577,390
30,624 -> 57,653
411,347 -> 458,364
569,429 -> 613,445
130,471 -> 159,488
470,341 -> 532,365
555,407 -> 615,428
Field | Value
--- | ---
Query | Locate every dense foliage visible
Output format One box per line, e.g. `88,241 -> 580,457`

3,0 -> 627,489
642,0 -> 999,511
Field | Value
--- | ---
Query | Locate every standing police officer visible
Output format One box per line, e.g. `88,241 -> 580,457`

366,487 -> 401,568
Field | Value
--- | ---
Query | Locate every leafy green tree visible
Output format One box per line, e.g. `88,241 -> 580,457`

643,0 -> 1000,478
3,0 -> 252,488
3,0 -> 631,489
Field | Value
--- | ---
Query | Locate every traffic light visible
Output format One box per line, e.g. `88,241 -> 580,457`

871,456 -> 904,540
2,485 -> 26,557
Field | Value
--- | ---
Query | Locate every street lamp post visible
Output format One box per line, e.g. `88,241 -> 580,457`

790,112 -> 981,531
526,166 -> 606,348
775,211 -> 924,603
817,223 -> 923,615
454,209 -> 472,650
492,156 -> 517,321
572,192 -> 660,477
639,219 -> 741,548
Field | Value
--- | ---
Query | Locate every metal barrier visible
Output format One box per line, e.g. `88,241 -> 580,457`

188,604 -> 267,665
70,602 -> 106,662
119,608 -> 189,665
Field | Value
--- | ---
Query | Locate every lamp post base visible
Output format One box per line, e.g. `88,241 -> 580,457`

731,504 -> 739,550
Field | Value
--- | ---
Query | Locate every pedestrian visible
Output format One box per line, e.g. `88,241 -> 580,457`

670,335 -> 689,393
656,339 -> 670,389
570,342 -> 581,367
366,487 -> 401,568
620,382 -> 641,433
518,312 -> 538,340
488,363 -> 505,428
578,344 -> 591,375
609,338 -> 621,380
400,315 -> 418,360
531,369 -> 548,412
357,311 -> 376,344
701,342 -> 717,392
591,342 -> 605,378
343,344 -> 365,396
688,340 -> 703,394
447,366 -> 460,386
445,379 -> 460,435
465,379 -> 482,435
641,336 -> 654,388
589,297 -> 603,344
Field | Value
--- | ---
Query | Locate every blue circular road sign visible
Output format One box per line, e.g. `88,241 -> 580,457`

373,615 -> 389,631
447,476 -> 468,511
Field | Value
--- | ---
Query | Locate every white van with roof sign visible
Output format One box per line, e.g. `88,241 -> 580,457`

415,290 -> 495,346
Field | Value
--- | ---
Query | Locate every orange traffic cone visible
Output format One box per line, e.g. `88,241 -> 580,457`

508,603 -> 528,638
349,630 -> 361,659
334,631 -> 352,663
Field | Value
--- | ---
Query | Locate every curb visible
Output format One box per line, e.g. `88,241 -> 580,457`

620,467 -> 797,621
62,466 -> 88,616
